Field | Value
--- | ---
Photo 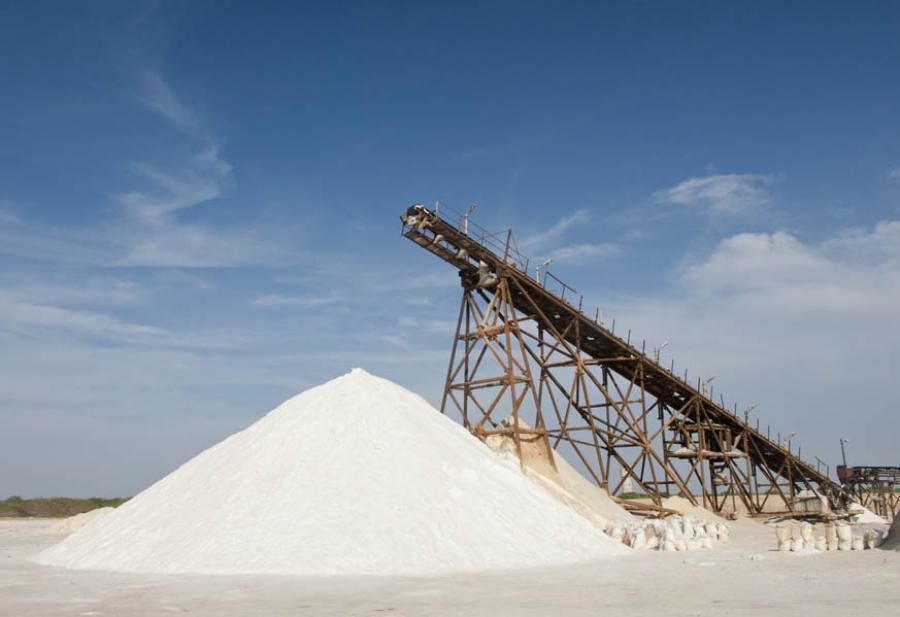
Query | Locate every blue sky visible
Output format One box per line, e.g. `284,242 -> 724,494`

2,1 -> 899,497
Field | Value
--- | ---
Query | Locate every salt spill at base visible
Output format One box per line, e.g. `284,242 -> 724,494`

36,369 -> 627,576
885,516 -> 900,551
45,507 -> 114,535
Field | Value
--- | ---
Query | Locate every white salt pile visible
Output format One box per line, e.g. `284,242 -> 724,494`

661,496 -> 724,523
848,503 -> 888,524
36,369 -> 627,576
45,507 -> 114,535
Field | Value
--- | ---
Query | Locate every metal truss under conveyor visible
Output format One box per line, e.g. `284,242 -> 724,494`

400,202 -> 847,518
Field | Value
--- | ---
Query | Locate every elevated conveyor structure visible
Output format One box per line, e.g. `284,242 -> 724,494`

401,203 -> 846,516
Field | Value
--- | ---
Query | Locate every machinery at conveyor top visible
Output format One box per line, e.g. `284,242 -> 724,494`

401,203 -> 849,517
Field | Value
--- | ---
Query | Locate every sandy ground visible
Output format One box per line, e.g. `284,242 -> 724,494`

3,518 -> 898,616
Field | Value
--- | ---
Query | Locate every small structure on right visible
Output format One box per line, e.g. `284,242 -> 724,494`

837,465 -> 900,520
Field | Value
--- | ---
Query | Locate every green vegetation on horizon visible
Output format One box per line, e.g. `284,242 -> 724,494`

1,496 -> 129,518
617,492 -> 650,500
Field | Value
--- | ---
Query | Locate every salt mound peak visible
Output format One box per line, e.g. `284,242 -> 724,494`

36,369 -> 626,576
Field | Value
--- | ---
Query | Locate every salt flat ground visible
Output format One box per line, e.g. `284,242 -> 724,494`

3,518 -> 898,617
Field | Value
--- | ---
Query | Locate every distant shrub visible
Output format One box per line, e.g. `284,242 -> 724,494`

0,496 -> 129,518
618,492 -> 648,500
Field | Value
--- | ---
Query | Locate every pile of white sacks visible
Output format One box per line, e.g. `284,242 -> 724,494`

606,515 -> 730,552
774,521 -> 886,552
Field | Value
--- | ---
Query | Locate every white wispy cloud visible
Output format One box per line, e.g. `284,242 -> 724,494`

119,75 -> 302,267
251,292 -> 347,308
516,210 -> 621,267
678,231 -> 899,313
119,148 -> 231,226
0,295 -> 167,343
0,76 -> 293,269
886,166 -> 900,179
0,224 -> 106,266
121,71 -> 296,268
0,276 -> 142,307
112,135 -> 274,267
275,268 -> 453,294
681,232 -> 824,291
122,226 -> 290,268
653,174 -> 774,215
397,316 -> 456,335
822,220 -> 900,265
519,209 -> 590,250
138,70 -> 202,135
0,279 -> 250,350
548,242 -> 619,264
0,211 -> 287,269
